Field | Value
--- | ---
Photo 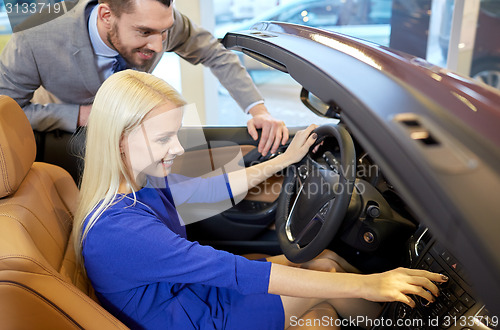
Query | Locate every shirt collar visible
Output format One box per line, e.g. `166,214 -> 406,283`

88,5 -> 118,57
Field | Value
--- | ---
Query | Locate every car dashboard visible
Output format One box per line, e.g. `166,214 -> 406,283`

315,137 -> 497,329
222,20 -> 500,326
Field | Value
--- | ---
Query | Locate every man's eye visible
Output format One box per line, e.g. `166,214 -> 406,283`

139,31 -> 150,36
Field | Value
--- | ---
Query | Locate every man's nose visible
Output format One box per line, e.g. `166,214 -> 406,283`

147,34 -> 164,53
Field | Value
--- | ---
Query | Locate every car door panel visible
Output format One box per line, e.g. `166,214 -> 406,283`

182,126 -> 304,255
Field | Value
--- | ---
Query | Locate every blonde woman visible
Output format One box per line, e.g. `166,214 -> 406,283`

74,70 -> 447,330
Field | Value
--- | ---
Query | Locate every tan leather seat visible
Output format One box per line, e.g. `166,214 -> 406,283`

0,96 -> 128,329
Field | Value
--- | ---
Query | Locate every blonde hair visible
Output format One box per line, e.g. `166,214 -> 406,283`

73,70 -> 186,267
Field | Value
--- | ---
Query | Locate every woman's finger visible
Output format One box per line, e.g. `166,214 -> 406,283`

407,276 -> 439,297
398,293 -> 416,308
403,284 -> 435,304
405,269 -> 448,284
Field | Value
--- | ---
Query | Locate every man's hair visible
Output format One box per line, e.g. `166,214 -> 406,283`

98,0 -> 173,17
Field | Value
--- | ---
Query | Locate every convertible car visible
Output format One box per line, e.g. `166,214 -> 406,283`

0,21 -> 499,329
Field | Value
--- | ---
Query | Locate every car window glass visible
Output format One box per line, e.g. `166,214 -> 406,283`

481,0 -> 500,17
368,0 -> 392,24
283,4 -> 341,27
274,5 -> 307,22
337,0 -> 392,25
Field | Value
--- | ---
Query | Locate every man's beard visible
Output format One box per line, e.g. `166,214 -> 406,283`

107,24 -> 156,71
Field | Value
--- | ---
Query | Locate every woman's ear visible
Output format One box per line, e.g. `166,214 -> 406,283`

119,136 -> 126,155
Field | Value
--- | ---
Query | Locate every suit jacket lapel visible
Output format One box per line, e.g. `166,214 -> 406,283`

71,0 -> 102,96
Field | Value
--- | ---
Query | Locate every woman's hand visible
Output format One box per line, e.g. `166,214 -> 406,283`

360,267 -> 448,307
281,124 -> 319,166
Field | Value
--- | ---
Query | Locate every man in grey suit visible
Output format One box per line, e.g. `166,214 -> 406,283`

0,0 -> 288,158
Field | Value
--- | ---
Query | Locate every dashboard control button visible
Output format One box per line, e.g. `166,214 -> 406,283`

440,250 -> 453,264
430,262 -> 444,274
453,301 -> 467,316
449,282 -> 465,297
366,205 -> 380,218
418,261 -> 428,270
363,231 -> 375,244
396,303 -> 410,319
442,289 -> 457,304
424,254 -> 434,265
459,293 -> 475,308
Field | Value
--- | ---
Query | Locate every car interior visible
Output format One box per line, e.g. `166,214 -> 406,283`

0,95 -> 127,329
1,21 -> 499,330
220,22 -> 500,329
0,97 -> 337,328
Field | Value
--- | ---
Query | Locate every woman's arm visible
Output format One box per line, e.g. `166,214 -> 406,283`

268,263 -> 447,308
265,250 -> 361,273
227,124 -> 318,197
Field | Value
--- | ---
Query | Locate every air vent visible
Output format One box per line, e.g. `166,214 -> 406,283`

410,131 -> 438,146
415,228 -> 432,257
400,119 -> 420,127
399,117 -> 439,146
242,49 -> 288,73
393,114 -> 478,173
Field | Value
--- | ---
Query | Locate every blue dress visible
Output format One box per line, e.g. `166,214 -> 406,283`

82,174 -> 284,329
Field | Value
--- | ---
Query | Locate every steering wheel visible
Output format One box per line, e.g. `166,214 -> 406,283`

275,124 -> 356,263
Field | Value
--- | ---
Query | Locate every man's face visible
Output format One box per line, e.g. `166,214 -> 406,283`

107,0 -> 174,70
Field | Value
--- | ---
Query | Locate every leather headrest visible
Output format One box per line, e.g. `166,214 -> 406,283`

0,96 -> 36,198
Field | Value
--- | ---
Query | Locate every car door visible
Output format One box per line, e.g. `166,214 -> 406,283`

182,126 -> 306,256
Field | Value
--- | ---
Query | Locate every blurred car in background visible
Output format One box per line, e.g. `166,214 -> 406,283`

390,0 -> 500,89
216,0 -> 393,71
219,0 -> 500,90
461,0 -> 500,88
0,1 -> 12,35
214,0 -> 234,23
215,0 -> 284,23
230,0 -> 282,21
216,0 -> 392,43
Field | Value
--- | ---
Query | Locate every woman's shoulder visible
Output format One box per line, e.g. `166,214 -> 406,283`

85,195 -> 163,245
104,194 -> 157,218
87,195 -> 157,228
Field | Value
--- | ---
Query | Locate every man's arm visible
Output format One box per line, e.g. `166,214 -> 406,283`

166,8 -> 289,155
0,32 -> 80,132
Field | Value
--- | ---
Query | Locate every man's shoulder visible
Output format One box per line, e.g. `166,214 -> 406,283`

12,0 -> 90,43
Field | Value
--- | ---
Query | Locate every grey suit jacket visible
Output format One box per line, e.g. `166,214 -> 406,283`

0,0 -> 262,132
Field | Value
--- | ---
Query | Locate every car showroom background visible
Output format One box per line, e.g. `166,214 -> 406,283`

1,0 -> 498,127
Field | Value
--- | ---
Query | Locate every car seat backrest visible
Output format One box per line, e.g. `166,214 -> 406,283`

0,95 -> 127,329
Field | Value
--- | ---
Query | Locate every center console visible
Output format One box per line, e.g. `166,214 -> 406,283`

383,227 -> 497,329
